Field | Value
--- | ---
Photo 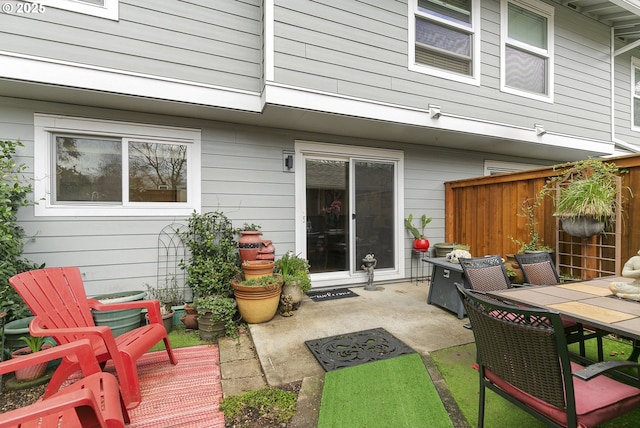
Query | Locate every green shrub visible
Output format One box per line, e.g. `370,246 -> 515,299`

0,140 -> 42,322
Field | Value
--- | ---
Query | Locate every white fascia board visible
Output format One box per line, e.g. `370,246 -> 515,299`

265,82 -> 615,155
0,51 -> 262,112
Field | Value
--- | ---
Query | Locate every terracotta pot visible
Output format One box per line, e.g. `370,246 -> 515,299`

180,312 -> 198,329
11,345 -> 53,381
413,239 -> 430,251
241,260 -> 275,280
238,231 -> 263,263
232,278 -> 282,324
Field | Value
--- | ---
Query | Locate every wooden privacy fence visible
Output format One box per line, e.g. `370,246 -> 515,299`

444,153 -> 640,279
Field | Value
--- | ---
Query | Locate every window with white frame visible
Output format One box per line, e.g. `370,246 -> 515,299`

632,57 -> 640,129
409,0 -> 480,84
28,0 -> 118,20
501,0 -> 554,101
34,114 -> 201,216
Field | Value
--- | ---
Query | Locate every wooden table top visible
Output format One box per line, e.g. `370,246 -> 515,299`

490,276 -> 640,341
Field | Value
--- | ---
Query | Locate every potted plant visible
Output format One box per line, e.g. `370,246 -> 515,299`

241,259 -> 275,280
547,159 -> 629,238
193,295 -> 238,340
274,251 -> 311,310
11,335 -> 56,381
232,274 -> 283,324
404,213 -> 433,250
236,223 -> 263,263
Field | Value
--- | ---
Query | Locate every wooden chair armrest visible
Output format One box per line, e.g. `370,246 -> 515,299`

573,360 -> 640,381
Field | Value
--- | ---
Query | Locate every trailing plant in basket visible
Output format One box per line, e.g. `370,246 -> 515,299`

180,210 -> 240,297
546,158 -> 630,227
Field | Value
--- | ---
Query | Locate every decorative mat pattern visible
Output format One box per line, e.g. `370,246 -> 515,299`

305,327 -> 415,371
72,345 -> 224,427
306,288 -> 359,302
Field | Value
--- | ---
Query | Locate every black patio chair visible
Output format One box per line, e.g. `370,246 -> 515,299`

458,255 -> 512,293
514,252 -> 606,362
456,284 -> 640,428
456,255 -> 512,328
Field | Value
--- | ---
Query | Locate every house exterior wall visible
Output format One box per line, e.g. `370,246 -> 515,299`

272,0 -> 614,142
1,97 -> 545,294
1,1 -> 640,293
1,0 -> 263,92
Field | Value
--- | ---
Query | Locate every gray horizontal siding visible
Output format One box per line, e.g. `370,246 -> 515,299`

1,0 -> 262,91
273,0 -> 615,142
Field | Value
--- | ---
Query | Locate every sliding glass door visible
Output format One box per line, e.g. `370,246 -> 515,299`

296,142 -> 403,287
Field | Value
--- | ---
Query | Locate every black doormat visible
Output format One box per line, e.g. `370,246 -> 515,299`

305,327 -> 415,371
306,288 -> 358,302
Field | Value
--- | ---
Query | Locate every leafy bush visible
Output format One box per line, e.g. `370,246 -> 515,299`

0,140 -> 42,322
180,211 -> 240,297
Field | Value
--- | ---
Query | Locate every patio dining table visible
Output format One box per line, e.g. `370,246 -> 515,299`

488,276 -> 640,360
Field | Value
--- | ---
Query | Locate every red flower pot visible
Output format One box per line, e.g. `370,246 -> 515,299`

413,239 -> 430,251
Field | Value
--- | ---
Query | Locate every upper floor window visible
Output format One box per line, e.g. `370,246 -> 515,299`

632,57 -> 640,130
501,0 -> 554,102
409,0 -> 480,85
34,114 -> 201,216
28,0 -> 118,20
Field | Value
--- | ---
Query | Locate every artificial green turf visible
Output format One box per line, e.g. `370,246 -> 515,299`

317,353 -> 453,428
431,337 -> 640,427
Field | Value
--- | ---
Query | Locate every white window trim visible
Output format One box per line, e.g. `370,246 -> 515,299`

27,0 -> 118,20
408,0 -> 481,86
500,0 -> 554,103
631,57 -> 640,132
34,114 -> 201,217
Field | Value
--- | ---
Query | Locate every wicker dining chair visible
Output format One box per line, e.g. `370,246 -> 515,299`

458,255 -> 512,293
456,284 -> 640,428
513,252 -> 606,362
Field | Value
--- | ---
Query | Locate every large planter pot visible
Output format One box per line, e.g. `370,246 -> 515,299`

3,316 -> 34,352
413,238 -> 430,251
434,242 -> 455,258
238,231 -> 263,263
241,260 -> 275,280
197,312 -> 226,341
92,290 -> 146,337
11,344 -> 53,382
171,305 -> 186,327
232,278 -> 283,324
282,281 -> 305,310
560,216 -> 605,238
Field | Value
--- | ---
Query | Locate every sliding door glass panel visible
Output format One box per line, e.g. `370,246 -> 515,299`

355,161 -> 395,269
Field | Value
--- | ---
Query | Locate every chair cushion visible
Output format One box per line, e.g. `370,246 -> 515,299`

483,362 -> 640,427
522,261 -> 559,285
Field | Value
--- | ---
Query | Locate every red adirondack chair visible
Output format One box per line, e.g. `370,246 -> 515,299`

9,266 -> 178,409
0,339 -> 129,428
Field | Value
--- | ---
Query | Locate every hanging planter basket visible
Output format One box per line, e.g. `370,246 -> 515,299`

560,216 -> 606,239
